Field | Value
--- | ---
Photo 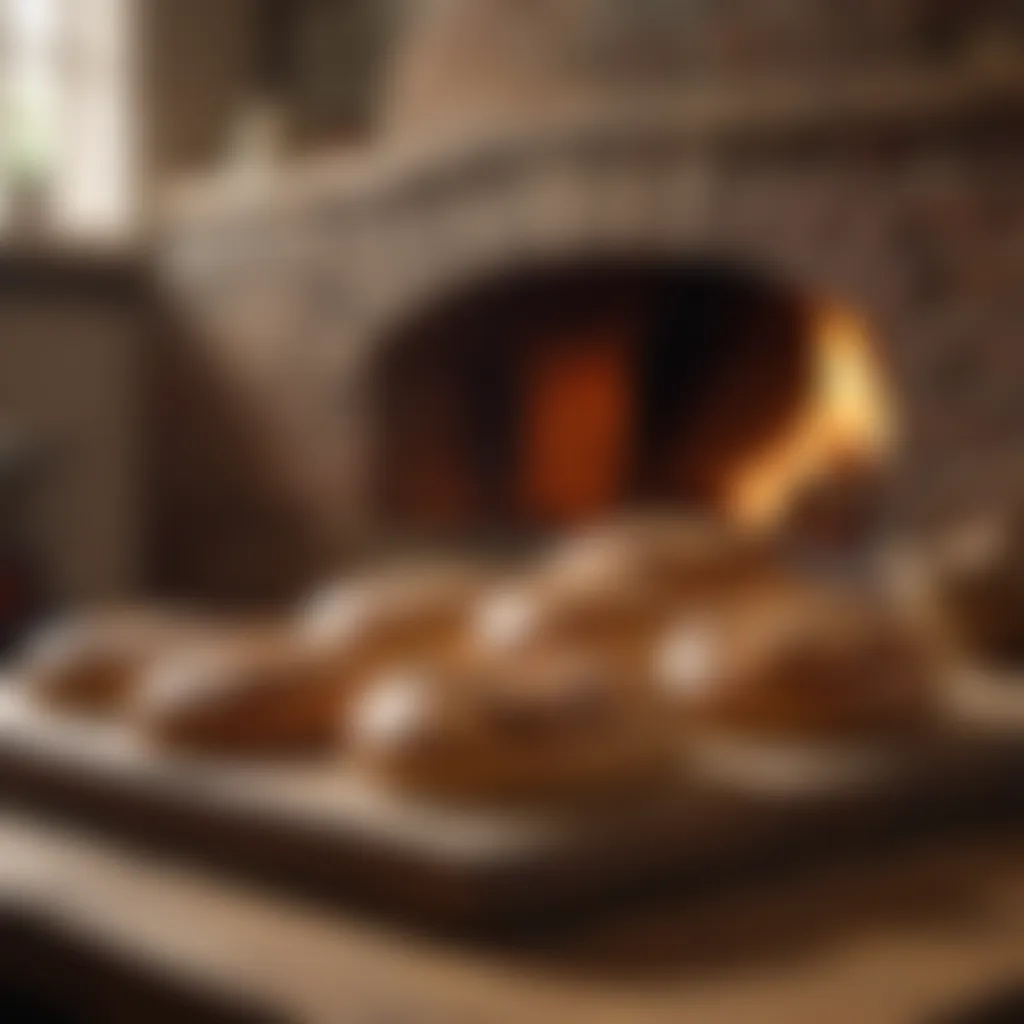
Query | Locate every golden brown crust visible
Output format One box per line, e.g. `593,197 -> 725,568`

652,579 -> 937,739
297,561 -> 491,701
134,562 -> 489,756
347,646 -> 674,803
134,632 -> 340,755
469,517 -> 782,669
930,511 -> 1024,662
21,609 -> 202,716
467,575 -> 660,663
540,513 -> 775,604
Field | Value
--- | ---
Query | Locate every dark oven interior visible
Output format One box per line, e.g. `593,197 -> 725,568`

373,257 -> 894,544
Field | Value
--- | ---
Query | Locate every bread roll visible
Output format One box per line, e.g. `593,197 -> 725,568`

652,579 -> 936,739
541,513 -> 775,606
469,574 -> 659,661
348,646 -> 674,802
298,561 -> 489,694
22,609 -> 200,716
930,510 -> 1024,662
470,516 -> 781,667
135,631 -> 338,754
133,562 -> 491,755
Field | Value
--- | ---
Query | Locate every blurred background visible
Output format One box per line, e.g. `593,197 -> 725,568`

0,0 -> 1022,634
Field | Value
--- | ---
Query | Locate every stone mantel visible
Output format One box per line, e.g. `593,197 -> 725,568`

161,57 -> 1024,234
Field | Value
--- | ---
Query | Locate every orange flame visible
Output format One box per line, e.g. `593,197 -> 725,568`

725,305 -> 896,528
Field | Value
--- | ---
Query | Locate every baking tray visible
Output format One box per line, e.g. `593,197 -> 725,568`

0,677 -> 1022,930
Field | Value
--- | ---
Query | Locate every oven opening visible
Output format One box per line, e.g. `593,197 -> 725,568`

373,258 -> 895,544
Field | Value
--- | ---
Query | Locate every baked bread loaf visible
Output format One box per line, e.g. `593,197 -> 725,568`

469,573 -> 660,662
652,579 -> 936,739
470,516 -> 781,665
134,562 -> 491,755
540,513 -> 775,606
348,646 -> 674,802
21,609 -> 201,716
929,509 -> 1024,662
135,630 -> 338,754
299,561 -> 489,681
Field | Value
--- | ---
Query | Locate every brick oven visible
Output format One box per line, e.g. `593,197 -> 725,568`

156,0 -> 1024,600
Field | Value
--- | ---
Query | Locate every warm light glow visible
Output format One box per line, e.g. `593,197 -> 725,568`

724,304 -> 896,528
521,319 -> 634,524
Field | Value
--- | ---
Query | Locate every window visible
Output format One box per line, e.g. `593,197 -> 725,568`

0,0 -> 133,241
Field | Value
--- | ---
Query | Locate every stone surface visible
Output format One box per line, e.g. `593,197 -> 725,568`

158,25 -> 1024,554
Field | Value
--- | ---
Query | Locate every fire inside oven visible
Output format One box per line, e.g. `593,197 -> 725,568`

374,258 -> 895,540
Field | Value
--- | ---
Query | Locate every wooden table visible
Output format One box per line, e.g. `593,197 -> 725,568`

1,809 -> 1024,1024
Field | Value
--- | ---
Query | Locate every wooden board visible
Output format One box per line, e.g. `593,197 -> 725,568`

1,681 -> 1023,930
